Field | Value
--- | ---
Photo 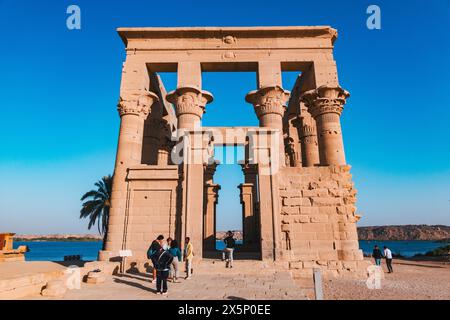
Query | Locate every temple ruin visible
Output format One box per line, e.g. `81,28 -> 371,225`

100,26 -> 369,278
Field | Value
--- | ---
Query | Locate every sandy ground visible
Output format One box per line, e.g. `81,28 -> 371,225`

323,259 -> 450,300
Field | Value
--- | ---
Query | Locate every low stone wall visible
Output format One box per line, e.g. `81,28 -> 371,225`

278,165 -> 370,279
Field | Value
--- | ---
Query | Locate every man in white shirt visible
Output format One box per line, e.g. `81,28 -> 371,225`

383,246 -> 393,273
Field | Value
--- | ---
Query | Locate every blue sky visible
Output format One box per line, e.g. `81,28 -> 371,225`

0,0 -> 449,234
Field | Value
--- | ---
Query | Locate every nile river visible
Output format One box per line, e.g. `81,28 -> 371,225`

14,240 -> 448,262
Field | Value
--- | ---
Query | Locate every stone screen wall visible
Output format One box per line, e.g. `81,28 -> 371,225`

279,165 -> 369,278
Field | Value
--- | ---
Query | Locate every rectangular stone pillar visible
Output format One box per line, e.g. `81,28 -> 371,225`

178,61 -> 202,89
203,183 -> 220,252
310,60 -> 340,88
182,131 -> 208,260
258,164 -> 275,260
239,183 -> 257,251
240,163 -> 261,253
257,61 -> 282,88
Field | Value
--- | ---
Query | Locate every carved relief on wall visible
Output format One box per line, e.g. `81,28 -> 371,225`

284,136 -> 298,167
222,51 -> 236,60
222,35 -> 237,44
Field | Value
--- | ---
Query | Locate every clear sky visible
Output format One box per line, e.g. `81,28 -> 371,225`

0,0 -> 449,234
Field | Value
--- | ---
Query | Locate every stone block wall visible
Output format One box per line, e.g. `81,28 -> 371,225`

118,166 -> 179,270
278,165 -> 370,278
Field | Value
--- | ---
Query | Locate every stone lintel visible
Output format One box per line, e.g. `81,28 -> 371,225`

127,165 -> 179,180
118,26 -> 337,48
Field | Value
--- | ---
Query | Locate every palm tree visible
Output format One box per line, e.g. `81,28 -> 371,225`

80,175 -> 112,250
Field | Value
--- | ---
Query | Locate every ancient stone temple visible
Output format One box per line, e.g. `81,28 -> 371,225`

101,26 -> 369,278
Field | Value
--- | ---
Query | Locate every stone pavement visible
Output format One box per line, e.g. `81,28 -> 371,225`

30,272 -> 307,300
26,260 -> 309,300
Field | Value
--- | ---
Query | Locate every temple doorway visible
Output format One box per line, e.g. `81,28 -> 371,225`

202,145 -> 261,260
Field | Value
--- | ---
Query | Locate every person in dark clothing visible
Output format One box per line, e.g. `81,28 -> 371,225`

372,245 -> 383,266
223,231 -> 236,268
383,246 -> 394,273
154,249 -> 174,294
147,235 -> 164,283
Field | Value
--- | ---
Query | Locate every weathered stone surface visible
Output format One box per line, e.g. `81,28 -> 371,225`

85,273 -> 106,284
101,26 -> 366,280
41,280 -> 67,298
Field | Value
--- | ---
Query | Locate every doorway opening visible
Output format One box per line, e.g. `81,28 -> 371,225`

203,145 -> 261,260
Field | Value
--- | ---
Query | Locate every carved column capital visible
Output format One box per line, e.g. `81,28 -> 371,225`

300,86 -> 350,118
297,104 -> 316,138
245,85 -> 290,119
239,162 -> 258,176
205,183 -> 221,203
166,86 -> 214,120
204,161 -> 220,183
117,90 -> 159,118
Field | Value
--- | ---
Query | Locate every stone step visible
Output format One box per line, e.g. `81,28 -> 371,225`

194,259 -> 289,274
0,268 -> 66,300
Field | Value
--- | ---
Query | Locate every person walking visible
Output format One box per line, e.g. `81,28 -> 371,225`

154,248 -> 174,295
168,240 -> 182,283
147,235 -> 165,283
223,231 -> 236,268
383,246 -> 394,273
372,245 -> 383,266
184,237 -> 194,279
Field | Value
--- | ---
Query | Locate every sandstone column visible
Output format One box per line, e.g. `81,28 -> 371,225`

167,86 -> 213,130
167,83 -> 213,259
155,119 -> 173,166
240,163 -> 260,251
246,85 -> 289,260
245,85 -> 290,167
238,183 -> 256,251
203,183 -> 220,253
287,117 -> 302,167
301,86 -> 349,166
297,102 -> 320,167
203,162 -> 220,252
104,90 -> 159,256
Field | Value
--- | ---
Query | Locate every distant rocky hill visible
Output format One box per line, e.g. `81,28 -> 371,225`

13,225 -> 450,242
357,225 -> 450,241
14,234 -> 102,242
217,231 -> 243,240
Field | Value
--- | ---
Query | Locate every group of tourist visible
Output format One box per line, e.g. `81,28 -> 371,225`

372,245 -> 394,273
147,231 -> 237,294
147,235 -> 193,294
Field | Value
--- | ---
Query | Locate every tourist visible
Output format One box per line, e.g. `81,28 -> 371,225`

154,248 -> 174,295
147,235 -> 165,283
168,240 -> 182,283
372,245 -> 383,266
223,231 -> 236,268
184,237 -> 194,279
164,237 -> 173,251
383,246 -> 394,273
